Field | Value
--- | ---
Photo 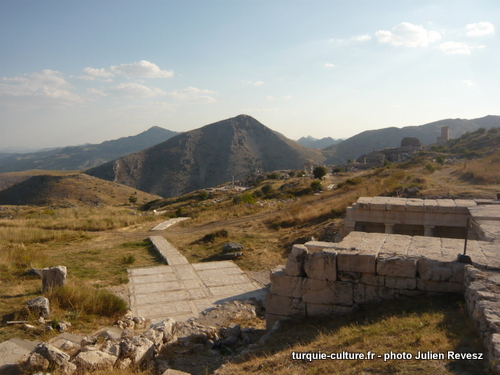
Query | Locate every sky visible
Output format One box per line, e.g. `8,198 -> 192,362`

1,0 -> 499,151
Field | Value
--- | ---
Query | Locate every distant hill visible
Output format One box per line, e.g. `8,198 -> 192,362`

86,115 -> 324,198
0,171 -> 160,206
322,115 -> 500,164
297,136 -> 342,149
0,126 -> 179,173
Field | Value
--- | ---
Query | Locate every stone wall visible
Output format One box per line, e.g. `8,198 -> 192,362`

266,240 -> 465,329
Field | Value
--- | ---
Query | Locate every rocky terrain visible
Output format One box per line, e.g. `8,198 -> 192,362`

86,115 -> 324,198
0,126 -> 178,173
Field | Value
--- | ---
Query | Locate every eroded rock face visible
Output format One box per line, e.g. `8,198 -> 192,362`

25,296 -> 50,319
39,266 -> 67,292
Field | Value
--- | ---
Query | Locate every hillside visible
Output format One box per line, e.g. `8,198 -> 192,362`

297,136 -> 342,149
0,126 -> 178,173
86,115 -> 325,198
0,172 -> 160,206
323,115 -> 500,164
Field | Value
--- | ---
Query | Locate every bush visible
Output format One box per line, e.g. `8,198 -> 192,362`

198,191 -> 209,200
288,171 -> 296,177
425,163 -> 436,172
435,155 -> 445,166
128,195 -> 138,204
310,180 -> 322,191
122,255 -> 136,264
233,192 -> 255,204
313,166 -> 327,179
201,229 -> 229,242
261,184 -> 273,196
267,173 -> 279,180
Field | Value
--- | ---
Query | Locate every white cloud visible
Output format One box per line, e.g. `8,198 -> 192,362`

324,63 -> 336,68
0,69 -> 83,107
87,88 -> 108,97
267,95 -> 292,101
376,22 -> 441,47
79,67 -> 115,81
109,83 -> 167,97
463,80 -> 475,87
466,22 -> 495,37
352,34 -> 372,42
168,87 -> 216,103
252,81 -> 265,86
110,60 -> 173,79
436,41 -> 476,55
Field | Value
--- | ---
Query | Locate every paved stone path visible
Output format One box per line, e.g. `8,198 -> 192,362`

128,236 -> 266,323
151,217 -> 190,231
0,337 -> 41,372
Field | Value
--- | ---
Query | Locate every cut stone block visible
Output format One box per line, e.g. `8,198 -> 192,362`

304,251 -> 337,281
304,241 -> 337,253
418,259 -> 464,283
385,276 -> 417,290
269,267 -> 302,298
40,266 -> 67,293
337,271 -> 361,282
265,293 -> 305,317
360,273 -> 385,286
337,252 -> 376,273
302,279 -> 353,306
417,279 -> 463,293
377,254 -> 417,278
285,244 -> 308,276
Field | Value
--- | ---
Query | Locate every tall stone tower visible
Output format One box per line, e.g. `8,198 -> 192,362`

436,126 -> 450,145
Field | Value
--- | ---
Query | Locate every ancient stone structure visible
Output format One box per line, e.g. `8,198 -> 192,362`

342,197 -> 481,239
266,196 -> 500,372
437,126 -> 450,145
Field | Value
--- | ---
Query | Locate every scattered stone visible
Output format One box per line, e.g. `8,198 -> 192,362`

39,266 -> 67,293
19,352 -> 49,373
73,350 -> 117,371
222,242 -> 243,253
33,342 -> 70,366
25,296 -> 50,319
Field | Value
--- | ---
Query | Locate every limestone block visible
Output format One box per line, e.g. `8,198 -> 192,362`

418,259 -> 464,282
379,234 -> 412,255
398,289 -> 425,297
337,252 -> 376,273
302,279 -> 353,306
360,273 -> 385,286
150,318 -> 177,344
285,244 -> 308,276
25,296 -> 50,319
265,293 -> 293,317
377,254 -> 417,278
355,284 -> 396,304
304,241 -> 337,253
338,271 -> 361,283
385,276 -> 417,290
332,304 -> 358,315
416,279 -> 463,293
120,337 -> 155,365
73,350 -> 117,371
269,268 -> 302,298
306,303 -> 334,317
34,343 -> 70,366
40,266 -> 67,292
304,251 -> 337,281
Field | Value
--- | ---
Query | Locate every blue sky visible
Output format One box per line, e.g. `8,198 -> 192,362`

1,0 -> 498,150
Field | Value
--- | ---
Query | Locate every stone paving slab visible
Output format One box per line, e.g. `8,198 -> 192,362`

0,337 -> 41,369
129,236 -> 266,323
151,217 -> 190,231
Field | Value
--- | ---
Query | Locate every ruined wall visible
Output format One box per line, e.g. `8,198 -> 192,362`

266,241 -> 465,329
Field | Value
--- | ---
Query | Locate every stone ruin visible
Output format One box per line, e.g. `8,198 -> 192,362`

266,196 -> 500,373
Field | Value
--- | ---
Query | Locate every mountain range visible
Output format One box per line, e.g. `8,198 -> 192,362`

296,136 -> 342,149
0,126 -> 178,173
86,115 -> 324,198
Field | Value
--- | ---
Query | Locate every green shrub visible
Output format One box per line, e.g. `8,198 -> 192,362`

310,180 -> 322,191
122,255 -> 136,264
267,173 -> 279,180
313,166 -> 327,179
198,191 -> 209,200
261,184 -> 273,196
425,163 -> 436,172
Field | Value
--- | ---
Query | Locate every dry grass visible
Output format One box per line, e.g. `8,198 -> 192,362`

454,150 -> 500,184
217,295 -> 487,375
